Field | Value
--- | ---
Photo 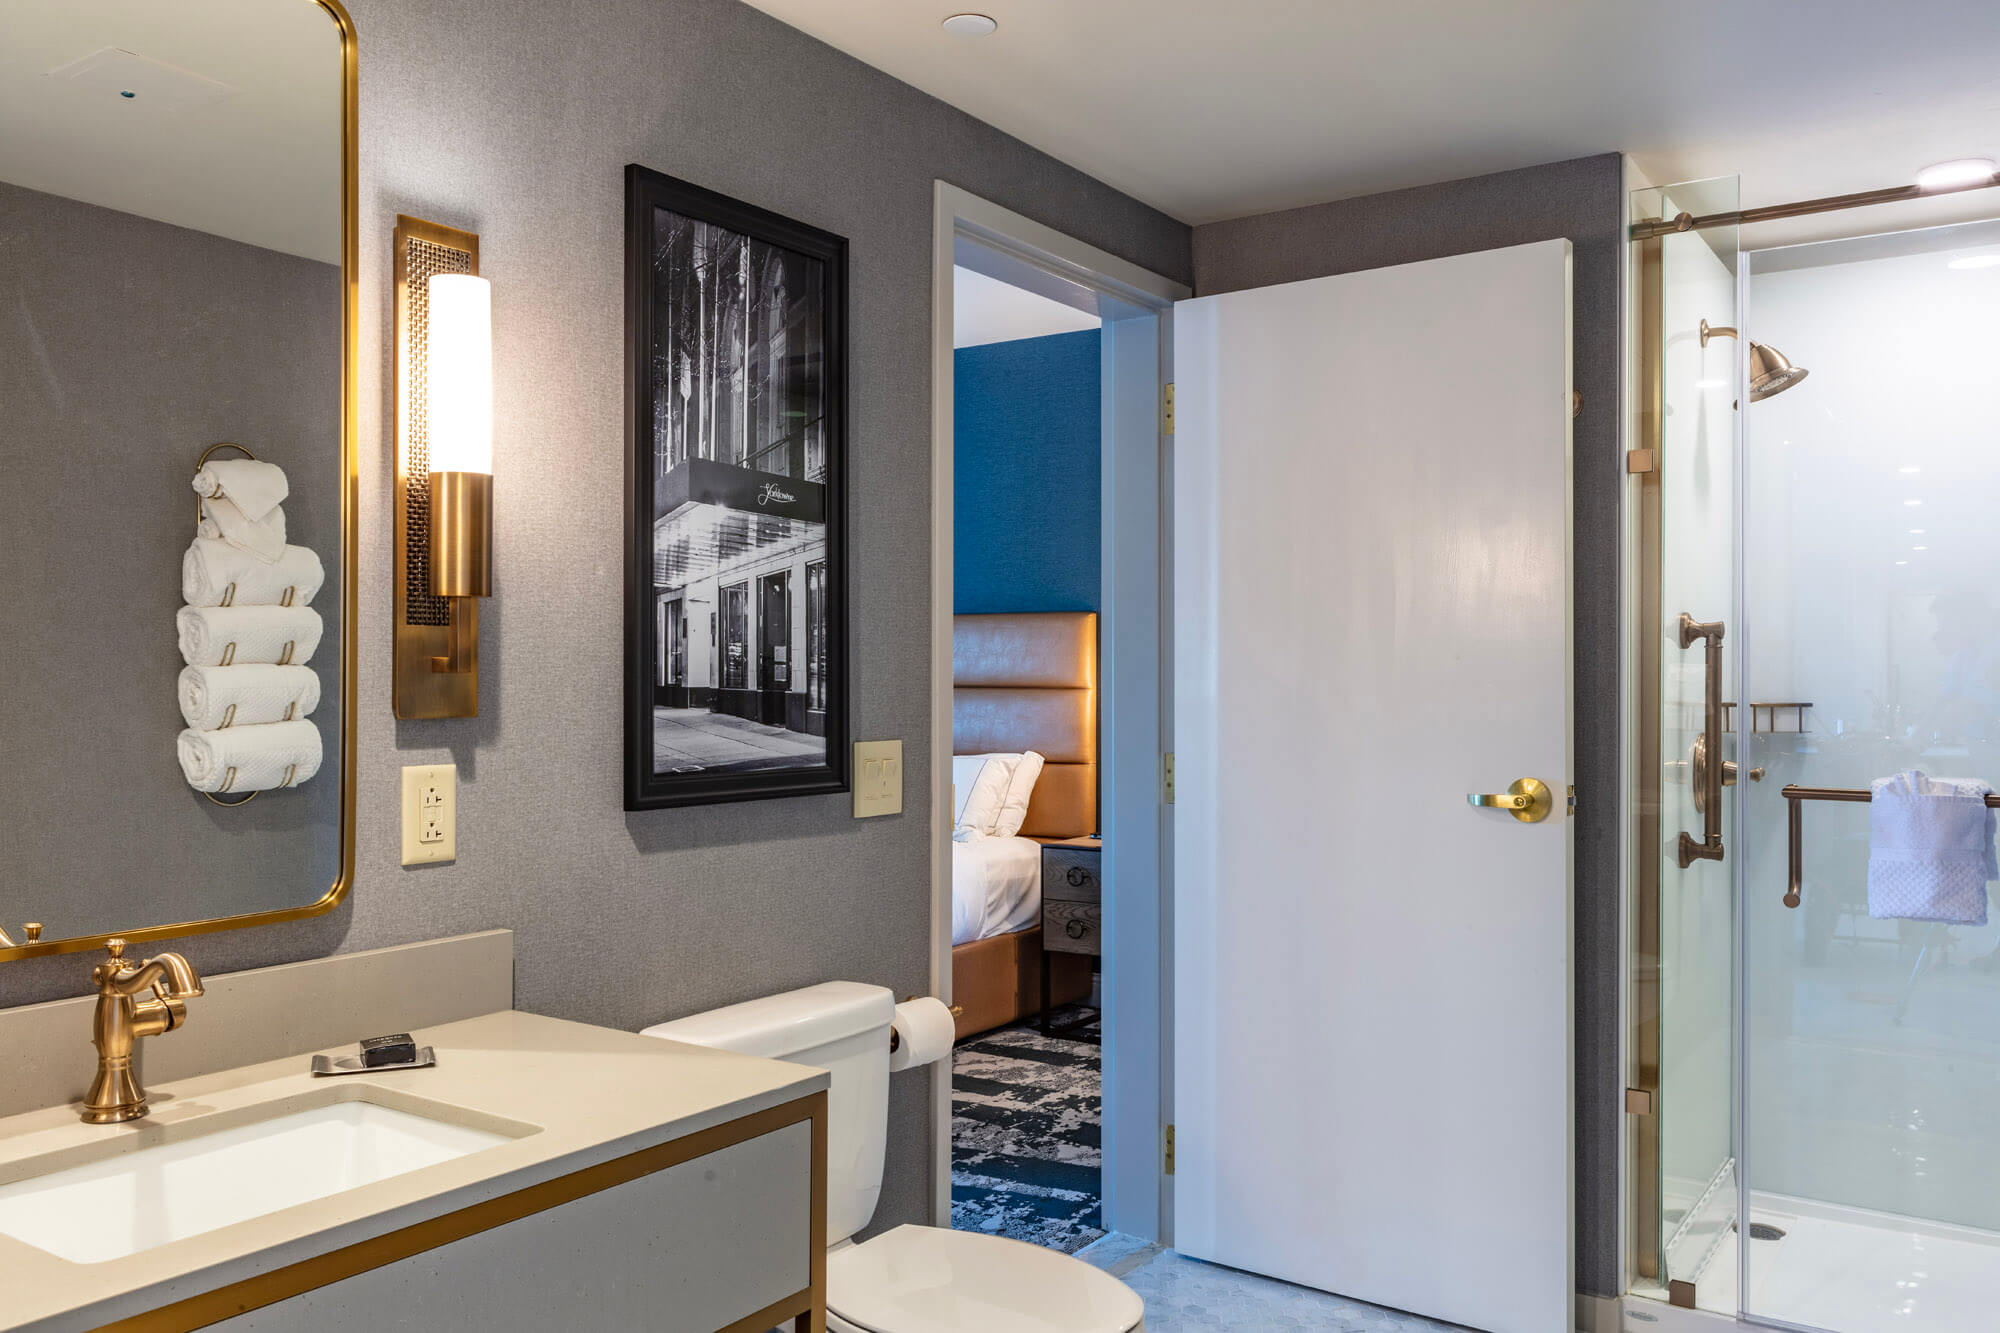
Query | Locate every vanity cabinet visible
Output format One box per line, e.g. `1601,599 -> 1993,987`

205,1099 -> 822,1333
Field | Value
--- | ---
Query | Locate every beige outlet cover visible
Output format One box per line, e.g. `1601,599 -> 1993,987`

852,740 -> 902,818
401,763 -> 457,865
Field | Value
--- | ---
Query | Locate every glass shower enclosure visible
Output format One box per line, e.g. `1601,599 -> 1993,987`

1630,182 -> 2000,1333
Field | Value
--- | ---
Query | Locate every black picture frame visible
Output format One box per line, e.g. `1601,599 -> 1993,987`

623,164 -> 849,810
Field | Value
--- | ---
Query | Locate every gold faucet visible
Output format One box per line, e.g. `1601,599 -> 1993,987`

82,938 -> 204,1124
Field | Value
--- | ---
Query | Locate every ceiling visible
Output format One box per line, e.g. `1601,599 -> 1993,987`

0,0 -> 343,263
954,266 -> 1100,347
742,0 -> 2000,246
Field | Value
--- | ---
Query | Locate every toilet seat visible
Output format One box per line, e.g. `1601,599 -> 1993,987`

826,1224 -> 1145,1333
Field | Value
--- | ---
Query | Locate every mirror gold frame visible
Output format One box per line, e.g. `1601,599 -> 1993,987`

0,0 -> 360,965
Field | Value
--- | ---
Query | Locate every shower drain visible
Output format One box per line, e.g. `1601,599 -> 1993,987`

1747,1222 -> 1788,1242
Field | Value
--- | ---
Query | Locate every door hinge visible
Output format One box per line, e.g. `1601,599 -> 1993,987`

1164,1123 -> 1175,1175
1625,1087 -> 1656,1116
1626,448 -> 1656,475
1162,382 -> 1175,434
1162,752 -> 1175,805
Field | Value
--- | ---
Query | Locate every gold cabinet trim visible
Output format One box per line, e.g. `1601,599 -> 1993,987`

95,1090 -> 829,1333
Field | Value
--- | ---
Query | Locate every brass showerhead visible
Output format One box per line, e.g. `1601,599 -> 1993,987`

1747,341 -> 1809,400
1698,319 -> 1810,401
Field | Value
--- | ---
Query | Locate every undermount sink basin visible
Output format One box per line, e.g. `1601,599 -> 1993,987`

0,1098 -> 517,1264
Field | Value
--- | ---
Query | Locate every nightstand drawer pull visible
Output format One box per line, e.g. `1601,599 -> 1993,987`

1065,918 -> 1088,940
1066,866 -> 1089,888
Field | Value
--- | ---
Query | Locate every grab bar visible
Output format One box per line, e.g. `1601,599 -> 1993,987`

1781,784 -> 2000,908
1677,614 -> 1727,868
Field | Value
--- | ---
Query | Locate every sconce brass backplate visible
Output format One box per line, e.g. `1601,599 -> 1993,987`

392,215 -> 481,718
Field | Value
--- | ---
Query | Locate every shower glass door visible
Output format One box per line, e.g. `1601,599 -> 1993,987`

1737,218 -> 2000,1333
1632,176 -> 1743,1298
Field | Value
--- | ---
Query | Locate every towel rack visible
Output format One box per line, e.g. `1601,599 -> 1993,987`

192,443 -> 261,809
1781,784 -> 2000,909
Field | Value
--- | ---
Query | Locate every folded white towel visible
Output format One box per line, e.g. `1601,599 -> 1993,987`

177,719 -> 322,793
178,664 -> 321,730
191,459 -> 289,522
182,539 -> 324,609
199,496 -> 287,563
177,604 -> 323,667
1868,770 -> 1995,925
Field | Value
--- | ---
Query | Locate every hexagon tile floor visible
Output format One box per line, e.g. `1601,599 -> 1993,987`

1079,1236 -> 1480,1332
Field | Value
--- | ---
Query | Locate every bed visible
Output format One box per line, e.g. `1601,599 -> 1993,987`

951,612 -> 1097,1039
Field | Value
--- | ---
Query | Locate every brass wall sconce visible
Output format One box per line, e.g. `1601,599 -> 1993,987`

393,217 -> 492,717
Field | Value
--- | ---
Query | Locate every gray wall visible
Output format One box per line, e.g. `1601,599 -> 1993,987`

0,0 -> 1189,1239
0,181 -> 344,939
1194,153 -> 1627,1299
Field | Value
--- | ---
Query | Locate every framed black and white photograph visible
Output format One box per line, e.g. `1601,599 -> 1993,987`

623,165 -> 847,810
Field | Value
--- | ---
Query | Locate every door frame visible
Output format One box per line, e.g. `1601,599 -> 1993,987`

929,182 -> 1190,1236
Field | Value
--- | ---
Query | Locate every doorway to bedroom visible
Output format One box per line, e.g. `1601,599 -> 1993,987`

930,185 -> 1186,1258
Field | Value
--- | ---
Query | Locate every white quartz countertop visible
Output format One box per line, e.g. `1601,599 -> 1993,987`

0,1009 -> 828,1332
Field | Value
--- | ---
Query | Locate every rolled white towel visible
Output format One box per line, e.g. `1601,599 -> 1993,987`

177,604 -> 323,667
198,496 -> 287,563
178,664 -> 321,730
191,459 -> 289,522
182,539 -> 324,608
177,720 -> 323,793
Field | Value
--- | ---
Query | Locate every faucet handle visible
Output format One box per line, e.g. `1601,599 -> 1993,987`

106,938 -> 126,960
22,924 -> 40,942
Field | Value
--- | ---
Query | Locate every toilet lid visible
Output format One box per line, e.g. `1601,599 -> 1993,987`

828,1225 -> 1144,1333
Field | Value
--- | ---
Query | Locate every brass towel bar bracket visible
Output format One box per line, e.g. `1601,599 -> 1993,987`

1781,784 -> 2000,909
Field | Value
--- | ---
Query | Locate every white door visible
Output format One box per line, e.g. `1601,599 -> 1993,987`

1173,240 -> 1574,1333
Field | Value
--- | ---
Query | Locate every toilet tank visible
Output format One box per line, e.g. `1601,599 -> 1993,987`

642,981 -> 894,1246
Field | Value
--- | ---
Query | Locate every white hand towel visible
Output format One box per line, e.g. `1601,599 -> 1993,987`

182,539 -> 324,608
177,604 -> 323,667
177,720 -> 322,793
198,496 -> 287,563
191,459 -> 289,522
1867,769 -> 1995,925
178,664 -> 321,730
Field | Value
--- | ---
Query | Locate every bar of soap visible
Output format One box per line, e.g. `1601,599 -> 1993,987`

358,1033 -> 418,1068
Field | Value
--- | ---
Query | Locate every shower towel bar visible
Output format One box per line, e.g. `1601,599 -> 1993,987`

1781,784 -> 2000,909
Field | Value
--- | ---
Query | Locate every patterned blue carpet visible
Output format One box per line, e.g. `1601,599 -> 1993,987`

950,1004 -> 1104,1253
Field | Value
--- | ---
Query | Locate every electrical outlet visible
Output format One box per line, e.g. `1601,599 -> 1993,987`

401,763 -> 456,865
852,740 -> 902,818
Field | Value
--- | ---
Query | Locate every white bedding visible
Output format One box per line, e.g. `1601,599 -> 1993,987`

952,835 -> 1043,946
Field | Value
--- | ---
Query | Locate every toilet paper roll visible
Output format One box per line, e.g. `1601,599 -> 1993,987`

888,997 -> 956,1073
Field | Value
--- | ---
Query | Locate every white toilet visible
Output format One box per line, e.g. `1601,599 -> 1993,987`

645,981 -> 1145,1333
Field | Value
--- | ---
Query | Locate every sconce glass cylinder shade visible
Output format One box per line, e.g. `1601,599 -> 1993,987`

424,274 -> 492,475
423,272 -> 493,601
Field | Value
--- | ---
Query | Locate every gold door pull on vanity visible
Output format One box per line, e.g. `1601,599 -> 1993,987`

1468,778 -> 1553,823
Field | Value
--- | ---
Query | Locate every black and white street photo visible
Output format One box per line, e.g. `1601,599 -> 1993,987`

623,167 -> 847,809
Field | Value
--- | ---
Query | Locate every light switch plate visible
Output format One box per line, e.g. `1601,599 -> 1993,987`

401,763 -> 456,865
852,740 -> 902,818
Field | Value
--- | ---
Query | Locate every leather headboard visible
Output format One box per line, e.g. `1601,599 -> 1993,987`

953,613 -> 1097,840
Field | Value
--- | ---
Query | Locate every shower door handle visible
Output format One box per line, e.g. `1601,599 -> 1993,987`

1677,614 -> 1726,868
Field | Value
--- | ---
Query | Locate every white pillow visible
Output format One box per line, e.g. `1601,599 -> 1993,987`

952,755 -> 1011,838
965,750 -> 1046,839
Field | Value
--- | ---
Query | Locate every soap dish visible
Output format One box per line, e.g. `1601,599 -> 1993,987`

311,1046 -> 437,1077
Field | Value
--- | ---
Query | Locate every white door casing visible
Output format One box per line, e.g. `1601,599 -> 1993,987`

1173,240 -> 1575,1333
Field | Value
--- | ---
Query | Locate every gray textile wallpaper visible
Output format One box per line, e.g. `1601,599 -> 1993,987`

1193,151 -> 1628,1299
0,0 -> 1189,1239
0,181 -> 344,940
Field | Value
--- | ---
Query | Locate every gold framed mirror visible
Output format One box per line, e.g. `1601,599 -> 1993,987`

0,0 -> 358,963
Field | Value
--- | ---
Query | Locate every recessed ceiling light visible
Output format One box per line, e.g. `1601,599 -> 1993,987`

1898,466 -> 1921,473
1910,528 -> 1926,535
1913,546 -> 1929,552
1949,253 -> 2000,270
1917,157 -> 1996,190
1904,499 -> 1923,506
941,13 -> 997,36
1896,560 -> 1909,567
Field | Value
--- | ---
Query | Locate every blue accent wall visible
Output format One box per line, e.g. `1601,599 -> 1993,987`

953,328 -> 1101,613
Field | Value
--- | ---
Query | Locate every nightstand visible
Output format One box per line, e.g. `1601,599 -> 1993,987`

1040,837 -> 1101,1035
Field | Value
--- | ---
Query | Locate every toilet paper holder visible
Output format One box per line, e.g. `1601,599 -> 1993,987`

890,996 -> 963,1053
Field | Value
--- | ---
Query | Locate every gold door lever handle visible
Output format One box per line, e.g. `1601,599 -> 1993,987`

1467,779 -> 1553,823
